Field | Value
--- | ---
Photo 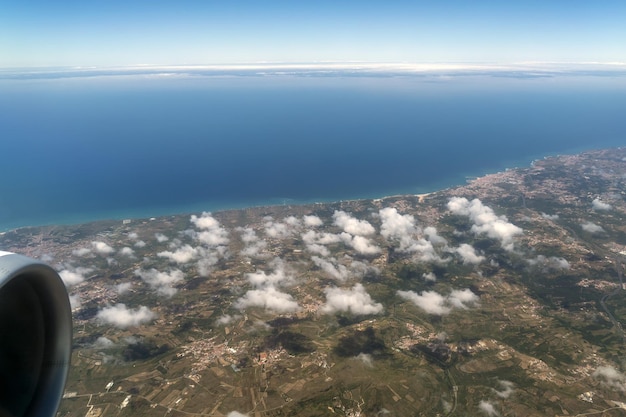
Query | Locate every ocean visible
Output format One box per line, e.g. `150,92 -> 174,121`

1,74 -> 626,231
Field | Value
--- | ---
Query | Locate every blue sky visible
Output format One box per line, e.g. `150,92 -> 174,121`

1,0 -> 625,67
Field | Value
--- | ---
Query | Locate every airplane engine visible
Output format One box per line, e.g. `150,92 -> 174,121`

0,251 -> 71,417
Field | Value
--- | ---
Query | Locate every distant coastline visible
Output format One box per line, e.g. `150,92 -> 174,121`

0,146 -> 617,234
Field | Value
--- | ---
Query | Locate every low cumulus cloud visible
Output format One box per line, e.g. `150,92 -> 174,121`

234,286 -> 300,313
527,255 -> 570,271
593,365 -> 626,391
119,247 -> 135,258
333,211 -> 376,236
235,259 -> 300,313
302,230 -> 343,256
191,212 -> 230,246
321,284 -> 383,315
96,304 -> 156,328
92,336 -> 115,349
72,247 -> 92,257
312,256 -> 378,282
354,353 -> 374,368
592,198 -> 612,211
478,400 -> 500,417
340,233 -> 381,256
91,241 -> 115,255
423,272 -> 437,282
379,207 -> 418,250
59,266 -> 94,286
312,256 -> 350,281
378,208 -> 446,261
303,215 -> 323,227
264,216 -> 302,239
135,268 -> 184,297
216,314 -> 241,326
155,233 -> 169,243
158,244 -> 199,264
493,380 -> 515,399
454,243 -> 485,265
397,288 -> 479,316
226,412 -> 249,417
116,282 -> 133,294
244,258 -> 294,288
447,197 -> 522,251
238,227 -> 268,258
541,212 -> 559,221
581,221 -> 605,234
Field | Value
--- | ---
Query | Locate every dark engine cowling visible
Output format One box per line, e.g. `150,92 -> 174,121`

0,252 -> 72,417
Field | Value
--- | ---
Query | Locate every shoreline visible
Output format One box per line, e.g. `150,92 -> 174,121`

0,146 -> 617,234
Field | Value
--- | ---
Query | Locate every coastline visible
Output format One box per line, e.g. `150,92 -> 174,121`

0,146 -> 617,234
0,146 -> 606,234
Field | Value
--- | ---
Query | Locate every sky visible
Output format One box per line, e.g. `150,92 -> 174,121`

1,0 -> 625,68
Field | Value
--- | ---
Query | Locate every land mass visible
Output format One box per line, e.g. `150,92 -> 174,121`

3,148 -> 626,417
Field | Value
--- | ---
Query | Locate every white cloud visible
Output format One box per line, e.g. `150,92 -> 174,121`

93,336 -> 115,349
379,207 -> 417,250
116,282 -> 133,294
377,208 -> 445,261
397,288 -> 479,316
226,412 -> 249,417
91,241 -> 115,255
333,211 -> 376,236
234,286 -> 300,313
312,256 -> 350,281
354,353 -> 374,367
592,198 -> 612,211
302,230 -> 342,245
303,215 -> 323,227
238,227 -> 268,258
96,304 -> 156,328
196,252 -> 221,276
155,233 -> 169,243
134,240 -> 147,248
321,284 -> 383,315
190,212 -> 221,230
245,259 -> 294,288
493,380 -> 515,399
423,272 -> 437,281
593,365 -> 626,391
119,247 -> 135,258
135,268 -> 184,297
541,212 -> 559,220
263,216 -> 303,239
302,230 -> 342,256
424,226 -> 447,246
59,266 -> 93,286
455,243 -> 485,265
158,244 -> 198,264
340,233 -> 381,256
478,400 -> 500,417
128,232 -> 138,240
582,221 -> 605,234
195,222 -> 230,246
527,255 -> 570,270
305,243 -> 330,257
72,247 -> 92,257
447,289 -> 480,310
447,197 -> 522,251
216,314 -> 241,325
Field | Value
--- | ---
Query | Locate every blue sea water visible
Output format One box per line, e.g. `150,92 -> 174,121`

1,74 -> 626,231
